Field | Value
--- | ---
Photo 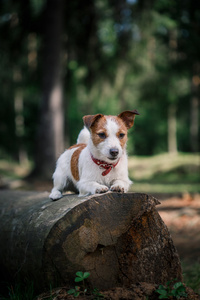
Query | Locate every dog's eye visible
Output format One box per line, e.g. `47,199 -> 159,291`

119,133 -> 125,139
97,132 -> 106,139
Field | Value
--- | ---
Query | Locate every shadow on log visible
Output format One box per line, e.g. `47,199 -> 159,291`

0,190 -> 182,291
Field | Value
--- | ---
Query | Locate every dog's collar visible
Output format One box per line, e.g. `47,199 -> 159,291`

90,154 -> 119,176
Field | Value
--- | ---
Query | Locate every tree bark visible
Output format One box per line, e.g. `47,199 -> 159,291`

167,30 -> 178,155
168,103 -> 178,154
190,63 -> 199,152
35,0 -> 65,178
13,68 -> 28,164
0,191 -> 182,292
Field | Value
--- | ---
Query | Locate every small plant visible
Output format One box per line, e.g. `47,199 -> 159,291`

156,280 -> 187,299
67,285 -> 81,298
74,271 -> 91,283
67,271 -> 104,298
92,287 -> 105,299
67,271 -> 90,297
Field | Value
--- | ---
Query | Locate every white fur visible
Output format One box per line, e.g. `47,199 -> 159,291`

89,118 -> 124,162
77,126 -> 90,144
49,117 -> 132,200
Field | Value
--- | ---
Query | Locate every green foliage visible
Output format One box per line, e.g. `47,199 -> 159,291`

0,0 -> 199,164
1,282 -> 34,300
67,271 -> 90,297
74,271 -> 90,283
182,262 -> 200,294
67,286 -> 82,298
156,280 -> 187,299
67,271 -> 104,299
92,287 -> 105,299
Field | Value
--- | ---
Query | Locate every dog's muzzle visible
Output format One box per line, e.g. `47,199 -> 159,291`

109,148 -> 119,158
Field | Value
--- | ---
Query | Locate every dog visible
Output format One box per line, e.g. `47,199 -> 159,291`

49,110 -> 139,200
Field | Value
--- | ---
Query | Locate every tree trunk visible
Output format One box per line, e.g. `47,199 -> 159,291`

35,0 -> 65,178
190,63 -> 199,152
0,191 -> 183,292
167,30 -> 178,155
168,103 -> 178,154
13,68 -> 28,164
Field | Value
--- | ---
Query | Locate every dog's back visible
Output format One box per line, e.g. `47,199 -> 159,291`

77,126 -> 90,144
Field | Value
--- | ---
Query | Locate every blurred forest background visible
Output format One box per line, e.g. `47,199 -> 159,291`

0,1 -> 200,297
0,0 -> 199,184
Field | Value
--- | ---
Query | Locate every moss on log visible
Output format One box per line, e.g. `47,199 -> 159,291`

0,190 -> 182,290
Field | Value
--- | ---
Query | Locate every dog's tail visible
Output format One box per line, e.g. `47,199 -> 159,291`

77,126 -> 90,144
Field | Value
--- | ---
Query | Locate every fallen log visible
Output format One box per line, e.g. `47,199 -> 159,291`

0,190 -> 182,291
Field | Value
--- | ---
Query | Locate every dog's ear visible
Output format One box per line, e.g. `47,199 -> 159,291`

118,110 -> 140,129
83,114 -> 104,129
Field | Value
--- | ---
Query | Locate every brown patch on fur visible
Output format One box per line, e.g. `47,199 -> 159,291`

83,114 -> 104,129
68,143 -> 86,150
71,144 -> 86,181
118,110 -> 139,129
89,115 -> 129,148
90,116 -> 108,146
113,116 -> 128,149
117,130 -> 127,148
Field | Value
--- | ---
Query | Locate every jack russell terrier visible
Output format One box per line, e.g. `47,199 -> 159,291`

49,110 -> 139,200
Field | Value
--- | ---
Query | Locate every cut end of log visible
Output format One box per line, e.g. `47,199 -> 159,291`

42,192 -> 182,289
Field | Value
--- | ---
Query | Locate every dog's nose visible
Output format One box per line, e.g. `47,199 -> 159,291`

110,148 -> 119,157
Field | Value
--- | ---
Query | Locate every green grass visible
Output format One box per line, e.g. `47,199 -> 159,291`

130,182 -> 200,194
128,152 -> 200,194
0,281 -> 34,300
0,152 -> 199,193
0,159 -> 32,180
182,262 -> 200,294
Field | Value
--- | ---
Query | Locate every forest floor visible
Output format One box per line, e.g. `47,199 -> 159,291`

157,193 -> 200,294
0,153 -> 199,299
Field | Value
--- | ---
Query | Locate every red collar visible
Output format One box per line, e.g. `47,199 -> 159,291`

91,154 -> 119,176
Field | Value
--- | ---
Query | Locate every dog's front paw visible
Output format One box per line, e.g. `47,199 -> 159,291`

110,184 -> 125,193
49,189 -> 63,200
95,185 -> 109,194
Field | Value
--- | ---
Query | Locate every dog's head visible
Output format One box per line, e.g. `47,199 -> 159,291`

83,110 -> 139,163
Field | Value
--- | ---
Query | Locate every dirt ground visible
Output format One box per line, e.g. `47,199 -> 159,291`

36,283 -> 199,300
157,193 -> 200,263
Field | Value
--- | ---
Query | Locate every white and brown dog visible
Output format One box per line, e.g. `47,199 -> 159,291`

49,110 -> 139,200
